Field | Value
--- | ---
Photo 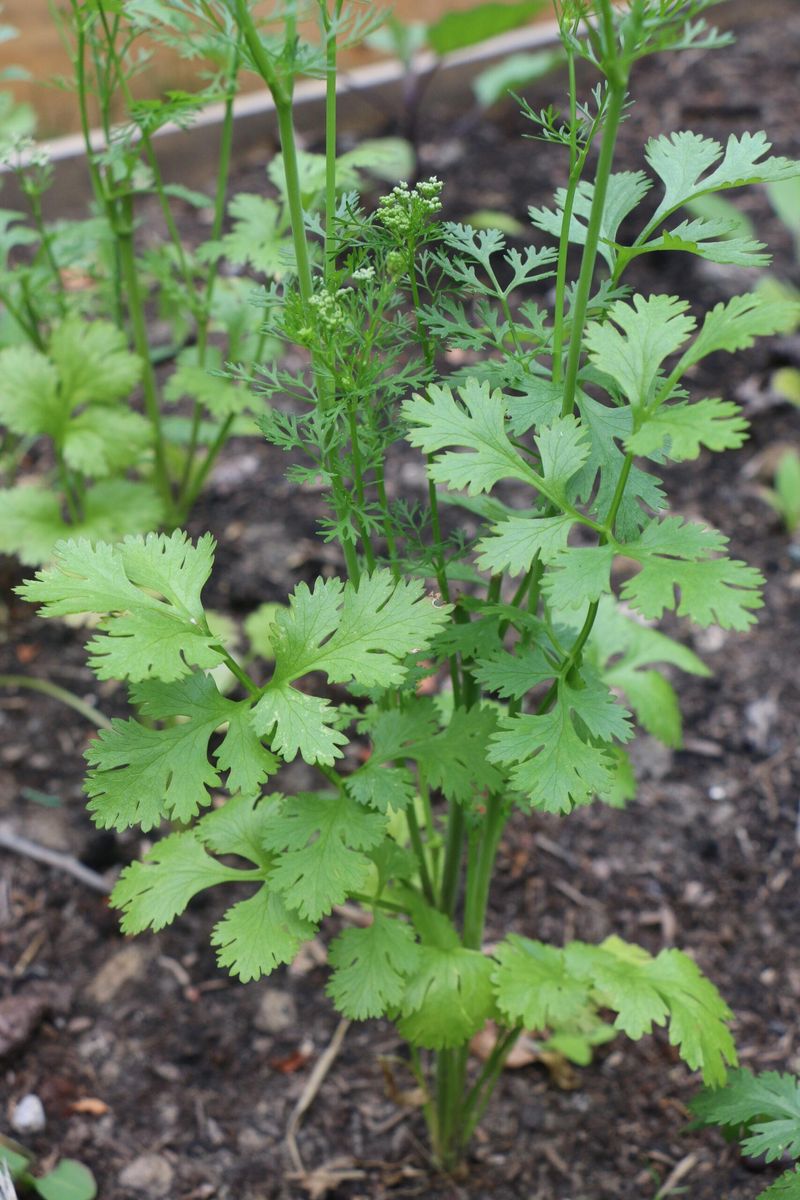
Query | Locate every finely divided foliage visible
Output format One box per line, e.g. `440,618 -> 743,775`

15,0 -> 800,1173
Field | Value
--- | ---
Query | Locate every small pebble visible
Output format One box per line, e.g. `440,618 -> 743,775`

11,1093 -> 46,1134
253,988 -> 296,1034
118,1153 -> 174,1197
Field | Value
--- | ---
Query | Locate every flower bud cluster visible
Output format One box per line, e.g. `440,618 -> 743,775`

376,177 -> 443,242
308,285 -> 352,334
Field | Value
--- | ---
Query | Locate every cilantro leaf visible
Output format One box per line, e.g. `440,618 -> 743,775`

197,792 -> 277,866
250,685 -> 347,767
568,935 -> 736,1086
629,397 -> 749,462
691,1069 -> 800,1164
489,670 -> 631,812
49,319 -> 142,407
402,378 -> 538,495
542,545 -> 614,612
0,344 -> 60,438
584,294 -> 696,407
111,831 -> 254,932
166,346 -> 253,418
472,646 -> 555,701
493,935 -> 593,1028
399,943 -> 495,1049
475,512 -> 574,576
18,532 -> 224,682
211,887 -> 316,982
675,292 -> 800,375
529,171 -> 652,270
620,516 -> 764,629
643,130 -> 800,234
200,193 -> 293,275
86,673 -> 272,829
264,791 -> 387,920
327,915 -> 421,1019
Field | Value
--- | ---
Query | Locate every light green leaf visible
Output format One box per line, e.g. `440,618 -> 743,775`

691,1068 -> 800,1164
530,171 -> 652,269
63,406 -> 151,477
676,292 -> 800,375
86,673 -> 252,829
428,0 -> 547,55
18,532 -> 224,682
475,511 -> 574,576
410,704 -> 505,805
264,792 -> 387,921
585,294 -> 696,407
566,935 -> 736,1085
211,887 -> 315,982
49,319 -> 141,407
493,935 -> 593,1029
201,193 -> 293,275
165,347 -> 252,418
111,831 -> 250,932
620,516 -> 764,630
472,646 -> 554,701
534,414 -> 592,503
402,378 -> 538,495
542,544 -> 614,612
0,344 -> 60,437
33,1159 -> 97,1200
251,685 -> 347,766
629,397 -> 749,462
197,792 -> 276,866
489,671 -> 630,812
399,943 -> 495,1049
644,130 -> 800,233
327,915 -> 420,1019
761,1169 -> 800,1199
642,216 -> 770,268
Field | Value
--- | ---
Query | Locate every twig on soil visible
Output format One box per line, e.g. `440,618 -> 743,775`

285,1017 -> 351,1175
0,823 -> 112,895
654,1151 -> 698,1199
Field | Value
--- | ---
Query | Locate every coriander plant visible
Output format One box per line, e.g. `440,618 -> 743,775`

18,0 -> 800,1176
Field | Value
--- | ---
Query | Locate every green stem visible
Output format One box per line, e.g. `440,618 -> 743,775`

560,73 -> 628,416
0,675 -> 112,730
406,804 -> 436,906
462,795 -> 506,950
116,195 -> 173,517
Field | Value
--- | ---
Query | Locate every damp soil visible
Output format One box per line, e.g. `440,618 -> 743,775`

2,2 -> 800,1198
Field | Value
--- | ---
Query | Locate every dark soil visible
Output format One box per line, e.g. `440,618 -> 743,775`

2,2 -> 800,1197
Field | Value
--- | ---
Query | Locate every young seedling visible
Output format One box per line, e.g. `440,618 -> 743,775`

18,0 -> 800,1177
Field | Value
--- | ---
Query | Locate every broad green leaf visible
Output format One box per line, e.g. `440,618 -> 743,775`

762,1170 -> 800,1200
691,1069 -> 800,1164
489,671 -> 631,812
260,570 -> 451,689
211,887 -> 316,982
542,545 -> 614,612
63,406 -> 151,477
264,792 -> 387,921
399,943 -> 495,1049
111,831 -> 251,932
327,915 -> 420,1019
0,1143 -> 30,1179
584,294 -> 695,407
33,1159 -> 97,1200
86,674 -> 274,829
530,171 -> 652,270
675,292 -> 800,375
251,685 -> 347,766
79,480 -> 163,544
49,319 -> 141,407
629,397 -> 748,462
472,646 -> 554,701
493,935 -> 593,1029
566,935 -> 736,1086
534,414 -> 592,503
346,763 -> 415,813
0,344 -> 60,437
18,533 -> 224,682
165,347 -> 252,418
411,704 -> 505,805
643,130 -> 800,233
402,379 -> 538,495
637,216 -> 770,269
620,516 -> 764,630
428,0 -> 546,55
197,792 -> 278,866
200,193 -> 293,275
475,511 -> 574,576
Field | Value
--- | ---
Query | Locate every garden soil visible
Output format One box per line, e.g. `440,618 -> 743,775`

2,2 -> 800,1197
